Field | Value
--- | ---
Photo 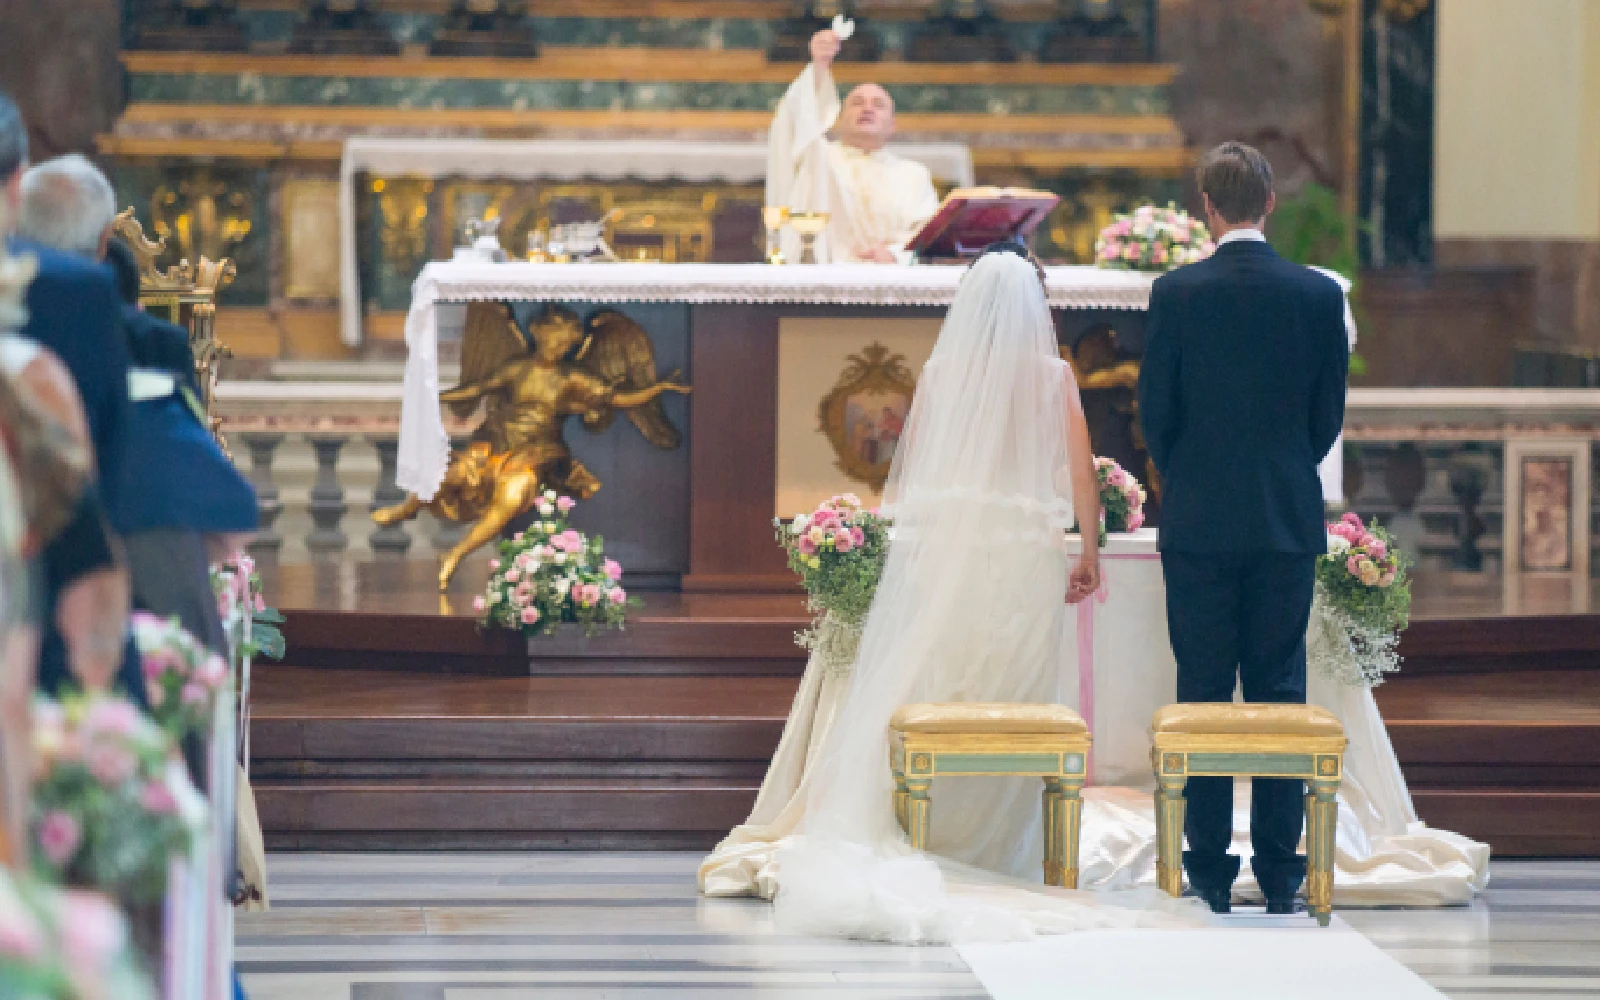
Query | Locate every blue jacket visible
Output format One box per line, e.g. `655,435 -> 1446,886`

116,309 -> 258,535
1137,240 -> 1348,554
10,239 -> 132,526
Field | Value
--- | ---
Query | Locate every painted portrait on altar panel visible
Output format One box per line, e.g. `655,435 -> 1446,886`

776,318 -> 940,516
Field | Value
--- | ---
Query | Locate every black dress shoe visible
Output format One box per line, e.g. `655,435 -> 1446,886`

1199,888 -> 1232,914
1264,897 -> 1302,915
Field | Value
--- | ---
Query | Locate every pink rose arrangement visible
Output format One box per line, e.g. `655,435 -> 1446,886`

1095,202 -> 1215,273
476,490 -> 633,637
1314,513 -> 1412,679
0,870 -> 155,1000
131,612 -> 228,742
30,695 -> 193,903
211,550 -> 287,661
1096,456 -> 1147,535
775,494 -> 891,627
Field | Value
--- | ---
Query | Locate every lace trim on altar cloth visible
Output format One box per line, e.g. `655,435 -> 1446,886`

407,262 -> 1157,312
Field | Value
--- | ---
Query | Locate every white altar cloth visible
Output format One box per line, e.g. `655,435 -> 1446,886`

395,260 -> 1355,507
396,261 -> 1157,501
339,137 -> 976,346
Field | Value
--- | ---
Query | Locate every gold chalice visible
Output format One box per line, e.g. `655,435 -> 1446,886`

762,205 -> 790,265
787,211 -> 829,265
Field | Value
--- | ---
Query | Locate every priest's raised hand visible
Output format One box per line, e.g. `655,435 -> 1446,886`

764,30 -> 941,264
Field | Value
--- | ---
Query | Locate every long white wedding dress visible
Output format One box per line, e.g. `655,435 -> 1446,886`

708,253 -> 1199,944
699,253 -> 1488,938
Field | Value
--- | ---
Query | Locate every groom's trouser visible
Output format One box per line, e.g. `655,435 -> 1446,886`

1161,550 -> 1314,902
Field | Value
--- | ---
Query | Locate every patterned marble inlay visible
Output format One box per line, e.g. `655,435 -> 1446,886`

235,854 -> 1600,1000
128,73 -> 1171,117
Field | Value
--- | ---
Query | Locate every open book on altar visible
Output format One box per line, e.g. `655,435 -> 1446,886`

906,186 -> 1062,260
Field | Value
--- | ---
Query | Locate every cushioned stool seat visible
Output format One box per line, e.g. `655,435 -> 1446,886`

889,702 -> 1092,888
1149,703 -> 1348,925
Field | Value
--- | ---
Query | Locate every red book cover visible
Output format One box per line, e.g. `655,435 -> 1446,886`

907,187 -> 1062,258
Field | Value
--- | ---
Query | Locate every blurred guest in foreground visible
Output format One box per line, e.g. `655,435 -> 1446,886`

1,91 -> 142,705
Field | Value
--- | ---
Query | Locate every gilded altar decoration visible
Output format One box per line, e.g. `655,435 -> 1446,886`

373,303 -> 690,589
818,343 -> 916,493
151,171 -> 254,270
112,209 -> 236,444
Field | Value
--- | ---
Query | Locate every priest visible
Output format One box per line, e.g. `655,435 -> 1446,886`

767,28 -> 941,264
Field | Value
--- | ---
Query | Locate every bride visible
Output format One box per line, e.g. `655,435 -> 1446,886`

700,246 -> 1193,943
701,246 -> 1488,939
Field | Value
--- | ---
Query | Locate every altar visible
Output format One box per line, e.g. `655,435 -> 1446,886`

399,261 -> 1160,591
397,259 -> 1351,592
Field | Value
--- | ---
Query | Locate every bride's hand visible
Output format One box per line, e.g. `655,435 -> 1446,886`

1066,557 -> 1100,605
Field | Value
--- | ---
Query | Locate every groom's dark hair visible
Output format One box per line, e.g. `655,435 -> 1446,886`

1197,141 -> 1274,223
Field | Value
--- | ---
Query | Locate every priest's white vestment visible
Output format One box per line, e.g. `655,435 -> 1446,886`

766,66 -> 941,264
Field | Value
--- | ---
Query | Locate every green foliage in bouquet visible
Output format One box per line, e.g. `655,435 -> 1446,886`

775,494 -> 893,672
211,552 -> 286,661
1319,512 -> 1412,635
0,871 -> 155,1000
476,490 -> 633,637
1071,456 -> 1148,546
775,494 -> 892,626
30,697 -> 194,903
1311,512 -> 1412,687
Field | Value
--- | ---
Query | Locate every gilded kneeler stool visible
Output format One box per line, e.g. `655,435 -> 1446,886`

1149,704 -> 1348,925
889,703 -> 1091,888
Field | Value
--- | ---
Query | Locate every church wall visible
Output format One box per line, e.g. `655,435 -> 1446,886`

1158,0 -> 1347,200
0,0 -> 122,161
1434,0 -> 1599,241
1432,0 -> 1600,360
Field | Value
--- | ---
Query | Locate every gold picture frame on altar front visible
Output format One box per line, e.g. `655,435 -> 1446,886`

818,343 -> 917,493
1502,437 -> 1591,614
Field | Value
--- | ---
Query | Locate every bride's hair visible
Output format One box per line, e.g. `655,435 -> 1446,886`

972,239 -> 1046,290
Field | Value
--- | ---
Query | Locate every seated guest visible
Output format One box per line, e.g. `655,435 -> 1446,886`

1,95 -> 142,705
103,236 -> 258,653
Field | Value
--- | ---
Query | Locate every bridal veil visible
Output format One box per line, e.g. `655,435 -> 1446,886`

770,251 -> 1192,943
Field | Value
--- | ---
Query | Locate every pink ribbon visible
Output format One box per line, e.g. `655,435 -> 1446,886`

1076,551 -> 1161,783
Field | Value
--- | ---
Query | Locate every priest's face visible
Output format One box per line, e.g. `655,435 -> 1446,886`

838,84 -> 895,152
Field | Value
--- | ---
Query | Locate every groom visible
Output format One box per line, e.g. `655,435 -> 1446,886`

1138,142 -> 1348,914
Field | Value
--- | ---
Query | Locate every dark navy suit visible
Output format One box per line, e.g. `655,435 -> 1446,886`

10,240 -> 146,705
1137,236 -> 1348,902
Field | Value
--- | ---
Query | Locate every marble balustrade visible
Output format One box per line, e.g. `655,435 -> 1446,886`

216,382 -> 1600,573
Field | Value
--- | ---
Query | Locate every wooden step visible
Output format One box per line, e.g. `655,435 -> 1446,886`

255,775 -> 757,851
275,595 -> 810,677
1409,789 -> 1600,857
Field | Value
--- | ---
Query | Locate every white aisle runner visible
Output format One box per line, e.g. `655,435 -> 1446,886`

958,917 -> 1444,1000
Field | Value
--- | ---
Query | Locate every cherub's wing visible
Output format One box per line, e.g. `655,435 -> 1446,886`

449,302 -> 527,418
577,309 -> 682,449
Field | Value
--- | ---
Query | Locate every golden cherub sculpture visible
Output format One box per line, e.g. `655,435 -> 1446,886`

373,302 -> 690,589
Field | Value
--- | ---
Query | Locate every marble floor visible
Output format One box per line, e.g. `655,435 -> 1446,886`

236,854 -> 1600,1000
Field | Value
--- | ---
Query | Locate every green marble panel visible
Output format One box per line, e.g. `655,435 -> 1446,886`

1185,753 -> 1315,777
175,12 -> 1145,57
128,73 -> 1168,117
934,752 -> 1061,775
